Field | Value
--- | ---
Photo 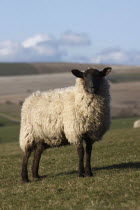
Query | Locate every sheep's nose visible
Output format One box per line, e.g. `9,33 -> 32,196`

89,85 -> 94,89
89,87 -> 94,90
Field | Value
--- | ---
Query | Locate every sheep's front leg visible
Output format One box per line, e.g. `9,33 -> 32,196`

85,140 -> 93,176
32,143 -> 45,179
77,142 -> 85,177
21,149 -> 32,183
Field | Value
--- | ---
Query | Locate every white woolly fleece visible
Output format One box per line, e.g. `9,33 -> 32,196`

19,78 -> 111,152
133,120 -> 140,128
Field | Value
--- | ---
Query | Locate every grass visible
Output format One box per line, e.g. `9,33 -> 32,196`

0,115 -> 19,143
0,116 -> 140,209
0,128 -> 139,209
0,63 -> 38,76
0,103 -> 21,120
111,117 -> 139,129
109,73 -> 140,83
0,125 -> 19,143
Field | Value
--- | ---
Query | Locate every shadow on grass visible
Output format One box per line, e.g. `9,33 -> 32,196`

93,161 -> 140,171
54,161 -> 140,177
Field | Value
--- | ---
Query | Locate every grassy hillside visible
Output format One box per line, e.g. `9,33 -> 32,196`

109,73 -> 140,83
0,62 -> 105,76
0,62 -> 140,83
0,103 -> 21,120
0,117 -> 139,209
0,63 -> 38,76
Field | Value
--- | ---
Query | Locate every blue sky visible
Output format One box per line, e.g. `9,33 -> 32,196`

0,0 -> 140,65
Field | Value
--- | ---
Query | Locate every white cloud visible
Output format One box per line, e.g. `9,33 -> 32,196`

91,48 -> 140,65
1,34 -> 140,65
0,41 -> 21,57
60,31 -> 91,45
66,55 -> 90,63
22,34 -> 58,57
0,34 -> 66,62
0,32 -> 90,62
34,45 -> 55,55
22,34 -> 53,48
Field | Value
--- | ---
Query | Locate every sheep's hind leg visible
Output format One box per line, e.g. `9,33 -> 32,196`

21,149 -> 32,183
77,142 -> 85,177
85,140 -> 93,177
32,143 -> 45,179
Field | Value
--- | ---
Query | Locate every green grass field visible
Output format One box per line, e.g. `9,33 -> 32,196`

0,116 -> 140,209
0,103 -> 21,120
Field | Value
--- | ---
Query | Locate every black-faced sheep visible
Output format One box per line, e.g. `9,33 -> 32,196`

19,67 -> 112,182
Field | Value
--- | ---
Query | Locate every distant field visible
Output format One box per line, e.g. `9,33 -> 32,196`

0,73 -> 140,117
0,116 -> 139,209
0,62 -> 104,76
0,63 -> 38,76
0,103 -> 21,119
109,73 -> 140,83
0,62 -> 140,83
0,62 -> 140,118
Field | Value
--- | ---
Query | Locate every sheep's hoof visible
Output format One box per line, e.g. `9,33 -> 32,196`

33,178 -> 41,181
33,175 -> 42,181
85,171 -> 93,177
78,172 -> 85,177
22,178 -> 30,183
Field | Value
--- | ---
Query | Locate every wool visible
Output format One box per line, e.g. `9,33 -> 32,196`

19,77 -> 111,152
133,119 -> 140,128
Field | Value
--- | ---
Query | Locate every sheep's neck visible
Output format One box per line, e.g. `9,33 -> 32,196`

74,78 -> 111,139
75,78 -> 110,119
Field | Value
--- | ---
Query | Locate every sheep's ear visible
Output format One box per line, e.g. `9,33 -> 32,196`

101,67 -> 112,76
71,69 -> 83,78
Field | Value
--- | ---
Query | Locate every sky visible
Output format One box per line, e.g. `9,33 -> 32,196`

0,0 -> 140,65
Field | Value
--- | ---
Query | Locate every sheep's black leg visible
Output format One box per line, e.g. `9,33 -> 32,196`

85,140 -> 93,176
21,149 -> 32,183
77,142 -> 85,177
32,143 -> 45,179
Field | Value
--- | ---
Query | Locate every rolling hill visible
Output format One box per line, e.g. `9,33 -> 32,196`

0,62 -> 140,83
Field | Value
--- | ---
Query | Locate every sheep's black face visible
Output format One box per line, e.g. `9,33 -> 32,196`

71,67 -> 112,94
83,69 -> 102,94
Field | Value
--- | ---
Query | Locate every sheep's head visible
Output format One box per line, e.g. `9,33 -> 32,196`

71,67 -> 112,94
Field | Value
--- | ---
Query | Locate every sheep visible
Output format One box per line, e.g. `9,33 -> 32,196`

19,67 -> 112,182
133,120 -> 140,128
